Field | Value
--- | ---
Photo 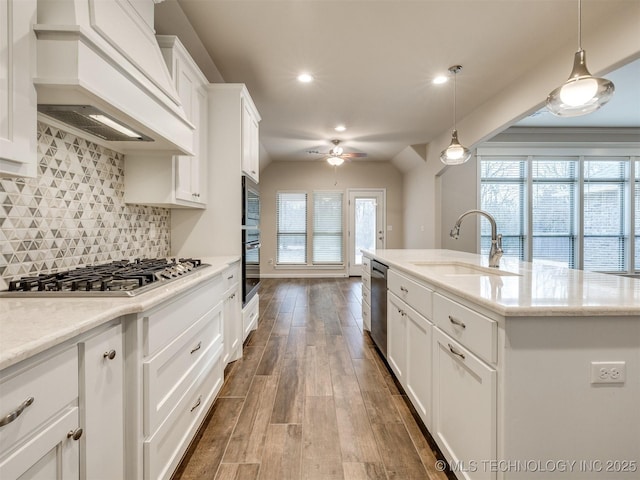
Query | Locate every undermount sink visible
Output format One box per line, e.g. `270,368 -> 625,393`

411,262 -> 521,277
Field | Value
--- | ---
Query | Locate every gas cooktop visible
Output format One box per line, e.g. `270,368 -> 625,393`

1,258 -> 209,297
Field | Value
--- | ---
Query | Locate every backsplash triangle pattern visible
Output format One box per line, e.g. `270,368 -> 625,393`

0,122 -> 171,284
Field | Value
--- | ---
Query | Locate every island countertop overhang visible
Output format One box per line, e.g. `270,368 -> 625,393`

362,249 -> 640,317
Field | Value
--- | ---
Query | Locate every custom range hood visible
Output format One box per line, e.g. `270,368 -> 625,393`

34,0 -> 194,154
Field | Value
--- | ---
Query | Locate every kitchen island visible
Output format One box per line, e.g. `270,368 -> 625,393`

363,249 -> 640,480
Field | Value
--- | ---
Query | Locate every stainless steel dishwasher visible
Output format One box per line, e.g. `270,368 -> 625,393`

370,259 -> 388,358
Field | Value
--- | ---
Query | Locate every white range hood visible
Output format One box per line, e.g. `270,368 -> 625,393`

34,0 -> 194,155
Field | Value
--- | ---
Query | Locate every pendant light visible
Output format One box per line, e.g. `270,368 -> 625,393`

546,0 -> 614,117
440,65 -> 472,165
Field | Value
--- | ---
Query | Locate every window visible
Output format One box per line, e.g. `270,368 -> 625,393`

480,149 -> 637,273
313,192 -> 343,264
276,192 -> 307,264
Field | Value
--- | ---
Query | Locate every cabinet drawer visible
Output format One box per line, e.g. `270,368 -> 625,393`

361,285 -> 371,306
222,262 -> 240,291
362,256 -> 371,273
362,271 -> 371,292
0,347 -> 78,453
144,274 -> 224,355
144,301 -> 223,435
362,295 -> 371,332
433,294 -> 497,364
388,269 -> 433,319
243,294 -> 259,341
144,346 -> 224,480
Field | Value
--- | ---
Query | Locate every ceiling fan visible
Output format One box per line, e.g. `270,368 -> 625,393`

307,140 -> 367,166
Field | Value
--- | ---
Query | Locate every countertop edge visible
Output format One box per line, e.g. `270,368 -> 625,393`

364,249 -> 640,317
0,256 -> 240,371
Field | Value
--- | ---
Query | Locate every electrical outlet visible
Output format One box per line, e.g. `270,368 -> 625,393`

590,361 -> 626,384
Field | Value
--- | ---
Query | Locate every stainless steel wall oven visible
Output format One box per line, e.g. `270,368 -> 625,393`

242,176 -> 260,305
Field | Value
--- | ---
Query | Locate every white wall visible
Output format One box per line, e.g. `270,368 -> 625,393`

260,160 -> 403,277
401,4 -> 640,250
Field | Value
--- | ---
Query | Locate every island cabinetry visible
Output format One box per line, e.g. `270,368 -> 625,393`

387,268 -> 434,429
131,274 -> 225,480
125,36 -> 208,208
79,322 -> 124,480
431,292 -> 498,480
0,346 -> 80,479
362,256 -> 371,331
242,293 -> 259,342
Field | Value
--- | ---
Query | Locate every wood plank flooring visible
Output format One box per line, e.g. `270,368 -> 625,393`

173,278 -> 450,480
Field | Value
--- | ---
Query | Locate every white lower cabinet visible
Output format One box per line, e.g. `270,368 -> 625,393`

432,328 -> 497,480
128,273 -> 227,480
388,291 -> 433,429
223,284 -> 242,365
80,323 -> 124,480
0,407 -> 80,480
387,292 -> 408,382
0,347 -> 81,480
242,294 -> 259,342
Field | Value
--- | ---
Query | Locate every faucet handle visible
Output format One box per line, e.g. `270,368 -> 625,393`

496,233 -> 503,253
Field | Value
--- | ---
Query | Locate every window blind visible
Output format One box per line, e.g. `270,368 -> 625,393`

583,160 -> 626,272
480,153 -> 634,273
313,191 -> 343,264
276,192 -> 307,264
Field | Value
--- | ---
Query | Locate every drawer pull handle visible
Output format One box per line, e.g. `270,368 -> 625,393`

0,397 -> 34,428
190,397 -> 202,412
400,286 -> 409,293
448,343 -> 466,360
190,342 -> 202,354
449,316 -> 466,329
103,349 -> 117,360
67,428 -> 83,441
227,274 -> 234,280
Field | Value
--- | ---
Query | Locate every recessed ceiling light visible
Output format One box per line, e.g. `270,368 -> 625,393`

334,125 -> 346,132
432,75 -> 449,85
297,73 -> 314,83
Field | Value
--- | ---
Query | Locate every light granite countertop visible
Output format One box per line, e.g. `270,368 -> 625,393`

364,249 -> 640,317
0,256 -> 240,371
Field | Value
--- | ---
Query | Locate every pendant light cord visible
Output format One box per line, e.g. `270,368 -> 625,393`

452,70 -> 457,130
578,0 -> 582,50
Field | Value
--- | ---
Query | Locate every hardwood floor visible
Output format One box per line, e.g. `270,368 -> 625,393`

173,278 -> 450,480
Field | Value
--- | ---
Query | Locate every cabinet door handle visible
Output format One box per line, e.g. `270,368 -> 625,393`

400,286 -> 408,294
0,397 -> 34,428
448,316 -> 466,329
448,343 -> 466,360
190,396 -> 202,412
227,274 -> 234,280
190,342 -> 202,355
67,427 -> 83,441
103,349 -> 117,360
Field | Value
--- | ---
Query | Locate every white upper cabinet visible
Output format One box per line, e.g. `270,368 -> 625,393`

241,97 -> 260,183
124,36 -> 208,208
0,0 -> 37,178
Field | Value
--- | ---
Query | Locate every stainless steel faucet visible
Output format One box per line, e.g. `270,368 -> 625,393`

450,209 -> 503,268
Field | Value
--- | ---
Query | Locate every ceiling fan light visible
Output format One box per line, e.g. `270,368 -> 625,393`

330,145 -> 343,156
327,156 -> 344,166
440,130 -> 471,165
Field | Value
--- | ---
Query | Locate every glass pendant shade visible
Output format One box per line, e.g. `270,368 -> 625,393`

327,156 -> 344,166
440,129 -> 471,165
546,50 -> 615,117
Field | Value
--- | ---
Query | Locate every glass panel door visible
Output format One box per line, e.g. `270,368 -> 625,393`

348,189 -> 385,276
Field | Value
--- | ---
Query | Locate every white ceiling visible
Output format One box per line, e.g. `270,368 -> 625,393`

156,0 -> 640,165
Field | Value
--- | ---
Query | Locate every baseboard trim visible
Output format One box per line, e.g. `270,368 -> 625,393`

260,273 -> 349,279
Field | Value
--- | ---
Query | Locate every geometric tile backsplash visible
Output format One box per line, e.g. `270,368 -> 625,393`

0,121 -> 171,284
